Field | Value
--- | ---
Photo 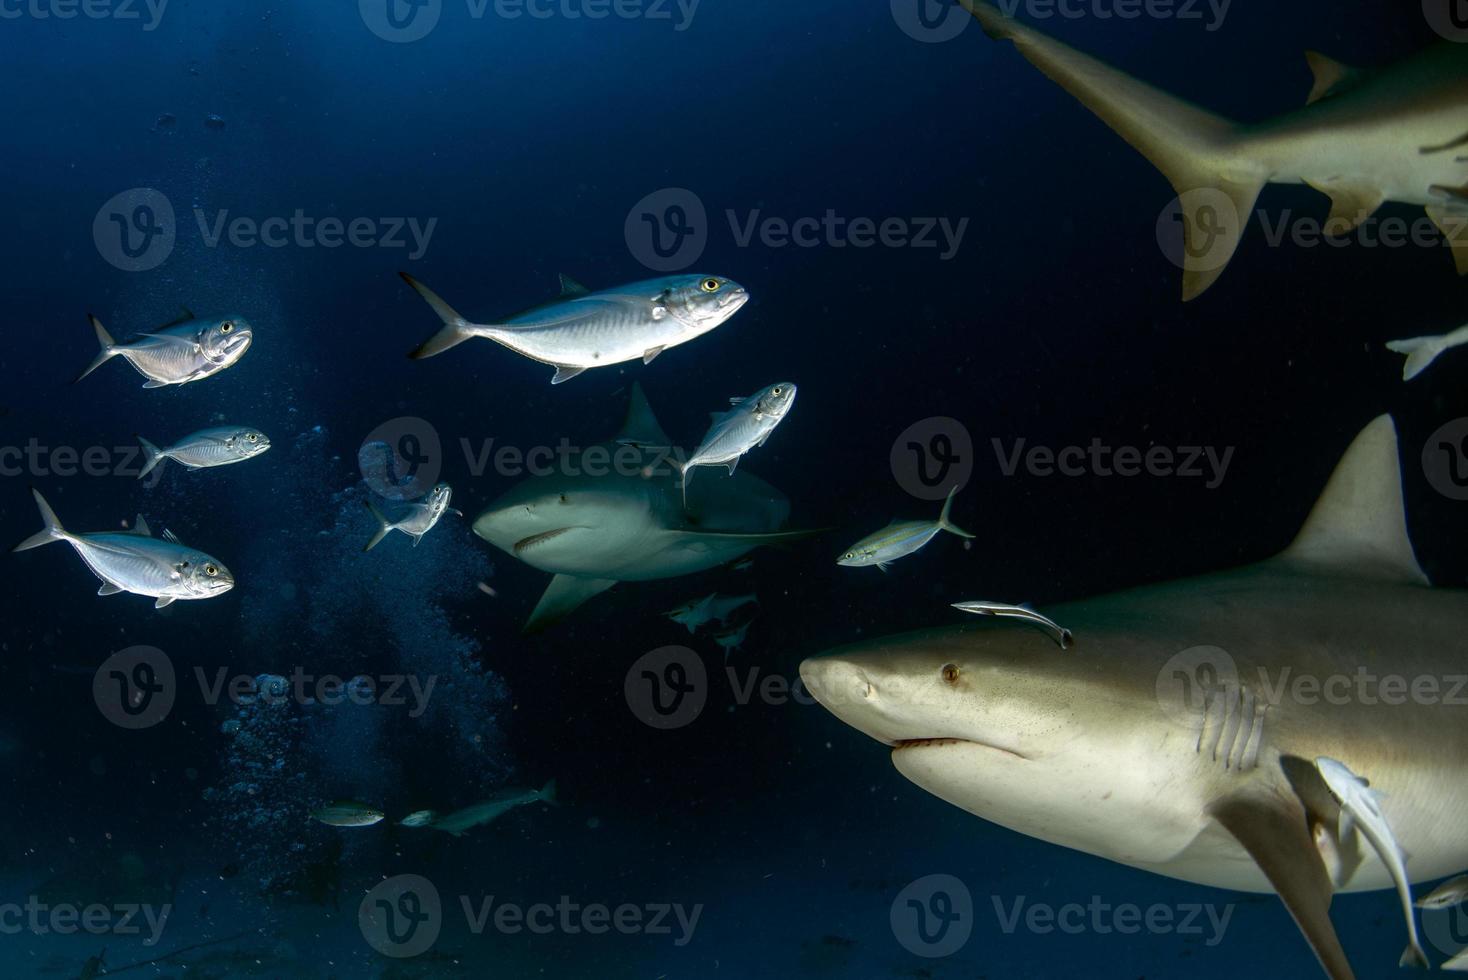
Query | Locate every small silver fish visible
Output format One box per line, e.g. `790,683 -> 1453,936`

428,780 -> 557,837
665,593 -> 757,634
680,382 -> 796,504
364,484 -> 460,552
1417,874 -> 1468,910
953,601 -> 1074,650
402,272 -> 749,384
310,800 -> 385,827
398,809 -> 440,828
137,426 -> 271,479
76,311 -> 253,388
837,487 -> 973,570
13,489 -> 233,608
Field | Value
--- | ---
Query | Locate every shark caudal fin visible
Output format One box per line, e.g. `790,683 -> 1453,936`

538,779 -> 558,806
1386,325 -> 1468,382
136,436 -> 166,480
363,499 -> 393,552
957,0 -> 1263,300
13,488 -> 69,552
1280,415 -> 1427,585
75,314 -> 121,383
402,273 -> 491,359
936,485 -> 975,539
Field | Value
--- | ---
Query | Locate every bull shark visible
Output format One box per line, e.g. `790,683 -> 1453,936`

801,415 -> 1468,979
958,0 -> 1468,299
473,384 -> 818,631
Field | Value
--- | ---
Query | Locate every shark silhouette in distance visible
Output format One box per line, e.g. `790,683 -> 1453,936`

473,384 -> 818,632
958,0 -> 1468,299
802,415 -> 1468,979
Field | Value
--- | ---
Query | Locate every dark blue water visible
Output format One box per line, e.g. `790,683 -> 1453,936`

1,0 -> 1466,976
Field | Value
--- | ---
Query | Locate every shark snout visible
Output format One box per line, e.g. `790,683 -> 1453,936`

800,656 -> 926,746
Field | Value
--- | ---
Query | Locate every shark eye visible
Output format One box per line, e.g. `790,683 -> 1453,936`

205,564 -> 219,577
941,663 -> 961,685
701,278 -> 721,293
220,321 -> 234,334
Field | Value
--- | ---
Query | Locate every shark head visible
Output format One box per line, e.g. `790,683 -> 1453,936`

473,475 -> 659,573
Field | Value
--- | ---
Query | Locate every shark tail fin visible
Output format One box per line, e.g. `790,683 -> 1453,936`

75,314 -> 121,383
14,488 -> 68,551
958,0 -> 1262,301
363,499 -> 392,552
402,273 -> 489,359
1385,335 -> 1447,382
136,436 -> 166,480
937,486 -> 975,539
539,779 -> 558,806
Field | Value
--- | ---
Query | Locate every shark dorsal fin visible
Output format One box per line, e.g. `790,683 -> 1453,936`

616,383 -> 672,448
1281,415 -> 1427,584
1304,51 -> 1366,106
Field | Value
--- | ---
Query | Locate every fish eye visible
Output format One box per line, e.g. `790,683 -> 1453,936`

205,564 -> 218,576
247,433 -> 258,443
772,387 -> 783,396
701,278 -> 721,293
220,321 -> 234,333
941,663 -> 961,685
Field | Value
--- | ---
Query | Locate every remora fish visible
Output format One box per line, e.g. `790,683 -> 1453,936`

679,383 -> 797,502
1417,874 -> 1468,910
1315,757 -> 1430,969
76,311 -> 253,387
837,487 -> 974,570
473,384 -> 820,631
801,416 -> 1468,980
401,272 -> 749,384
952,600 -> 1073,649
13,489 -> 234,608
137,426 -> 271,479
398,809 -> 439,828
310,801 -> 385,827
364,484 -> 460,552
665,593 -> 758,634
428,780 -> 557,837
1387,323 -> 1468,381
958,0 -> 1468,299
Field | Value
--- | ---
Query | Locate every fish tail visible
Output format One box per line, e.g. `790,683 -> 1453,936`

937,485 -> 975,540
539,779 -> 558,806
1400,941 -> 1431,969
136,435 -> 167,480
363,499 -> 392,552
13,488 -> 69,551
74,314 -> 121,383
401,273 -> 484,359
1386,335 -> 1447,382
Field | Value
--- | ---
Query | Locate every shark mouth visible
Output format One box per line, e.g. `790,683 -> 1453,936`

513,526 -> 583,555
892,738 -> 1029,761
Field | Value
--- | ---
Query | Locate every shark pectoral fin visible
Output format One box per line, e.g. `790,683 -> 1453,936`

551,366 -> 588,385
1210,792 -> 1355,980
1426,204 -> 1468,275
1303,52 -> 1365,106
1304,179 -> 1384,233
523,575 -> 616,633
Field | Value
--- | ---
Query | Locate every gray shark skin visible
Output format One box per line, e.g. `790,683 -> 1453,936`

959,0 -> 1468,299
801,416 -> 1468,980
473,384 -> 817,631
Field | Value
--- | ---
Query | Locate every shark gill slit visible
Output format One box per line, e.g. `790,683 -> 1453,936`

1195,683 -> 1268,772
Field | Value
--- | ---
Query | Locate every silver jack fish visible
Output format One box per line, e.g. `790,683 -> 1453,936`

137,426 -> 271,479
837,487 -> 974,570
12,489 -> 234,608
401,272 -> 749,384
364,484 -> 460,552
310,801 -> 385,828
76,311 -> 253,388
426,780 -> 557,837
679,382 -> 797,503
